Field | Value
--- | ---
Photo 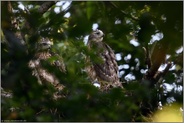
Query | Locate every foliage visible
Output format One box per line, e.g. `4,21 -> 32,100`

1,1 -> 183,122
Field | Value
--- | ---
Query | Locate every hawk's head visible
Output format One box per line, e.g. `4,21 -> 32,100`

37,38 -> 53,51
88,29 -> 104,43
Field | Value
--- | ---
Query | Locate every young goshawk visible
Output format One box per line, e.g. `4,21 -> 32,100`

86,29 -> 122,90
28,37 -> 66,99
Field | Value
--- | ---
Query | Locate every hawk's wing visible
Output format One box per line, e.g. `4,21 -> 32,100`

93,42 -> 119,83
28,50 -> 65,89
86,29 -> 123,89
49,51 -> 66,73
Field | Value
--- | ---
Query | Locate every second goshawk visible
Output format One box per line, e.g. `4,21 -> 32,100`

28,37 -> 66,99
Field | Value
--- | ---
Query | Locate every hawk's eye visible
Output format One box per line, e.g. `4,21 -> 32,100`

42,43 -> 48,46
94,32 -> 100,35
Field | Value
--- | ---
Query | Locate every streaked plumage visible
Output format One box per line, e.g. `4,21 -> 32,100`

86,29 -> 122,90
28,37 -> 66,99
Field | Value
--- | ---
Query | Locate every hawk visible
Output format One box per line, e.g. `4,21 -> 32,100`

28,37 -> 66,99
86,29 -> 122,90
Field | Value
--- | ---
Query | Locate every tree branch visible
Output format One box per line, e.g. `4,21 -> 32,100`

38,1 -> 57,14
21,1 -> 57,39
2,1 -> 27,54
157,62 -> 172,83
109,2 -> 139,21
2,29 -> 27,54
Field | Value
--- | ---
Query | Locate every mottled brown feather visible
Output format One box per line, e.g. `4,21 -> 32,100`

86,30 -> 122,89
28,38 -> 66,99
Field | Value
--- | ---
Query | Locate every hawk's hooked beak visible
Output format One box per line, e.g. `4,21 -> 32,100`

44,41 -> 53,46
100,32 -> 105,41
49,41 -> 53,45
47,41 -> 53,49
102,33 -> 105,38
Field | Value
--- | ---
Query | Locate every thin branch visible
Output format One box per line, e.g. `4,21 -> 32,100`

38,1 -> 57,14
109,2 -> 139,21
143,46 -> 151,69
157,62 -> 172,83
21,1 -> 57,38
